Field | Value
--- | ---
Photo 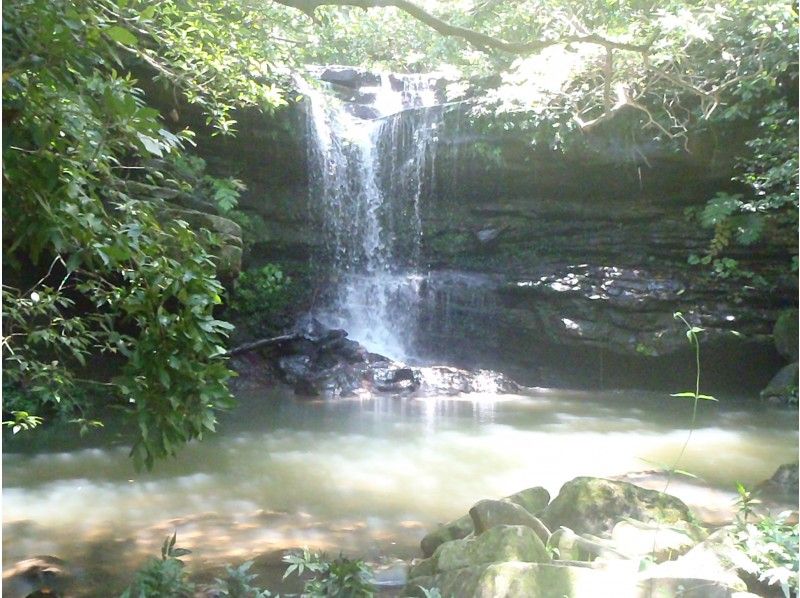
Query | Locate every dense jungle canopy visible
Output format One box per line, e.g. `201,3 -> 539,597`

2,0 -> 797,468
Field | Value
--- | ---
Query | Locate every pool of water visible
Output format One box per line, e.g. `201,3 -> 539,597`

3,384 -> 797,595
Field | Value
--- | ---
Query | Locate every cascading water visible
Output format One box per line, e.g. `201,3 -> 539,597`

300,70 -> 443,360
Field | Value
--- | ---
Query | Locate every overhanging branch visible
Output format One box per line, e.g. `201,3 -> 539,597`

273,0 -> 650,55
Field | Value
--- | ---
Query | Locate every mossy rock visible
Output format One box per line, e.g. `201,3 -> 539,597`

432,525 -> 550,573
403,561 -> 636,598
504,486 -> 550,516
420,486 -> 549,558
760,362 -> 799,406
773,309 -> 799,361
421,514 -> 474,558
541,477 -> 704,540
469,499 -> 551,543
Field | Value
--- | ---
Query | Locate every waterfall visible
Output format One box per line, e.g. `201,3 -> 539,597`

299,70 -> 443,360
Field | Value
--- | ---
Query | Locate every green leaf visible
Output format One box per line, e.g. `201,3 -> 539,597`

139,5 -> 156,20
137,133 -> 163,157
105,25 -> 138,47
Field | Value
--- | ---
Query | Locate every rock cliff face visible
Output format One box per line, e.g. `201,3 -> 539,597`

415,186 -> 794,390
183,67 -> 795,393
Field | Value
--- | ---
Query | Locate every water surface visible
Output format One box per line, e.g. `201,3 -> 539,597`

3,385 -> 797,595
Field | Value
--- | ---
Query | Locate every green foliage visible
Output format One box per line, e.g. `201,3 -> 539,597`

120,533 -> 194,598
2,0 -> 259,468
417,587 -> 444,598
731,494 -> 799,598
734,483 -> 762,526
282,548 -> 375,597
171,155 -> 245,214
212,561 -> 273,598
2,411 -> 44,435
231,265 -> 292,318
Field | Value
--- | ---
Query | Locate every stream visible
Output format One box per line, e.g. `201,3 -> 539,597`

3,382 -> 797,595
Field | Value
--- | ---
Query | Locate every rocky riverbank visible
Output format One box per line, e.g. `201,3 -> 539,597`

402,472 -> 798,598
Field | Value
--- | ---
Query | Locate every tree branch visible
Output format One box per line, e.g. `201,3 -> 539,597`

273,0 -> 650,55
224,333 -> 301,357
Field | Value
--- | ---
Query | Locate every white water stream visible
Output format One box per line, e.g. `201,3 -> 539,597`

301,72 -> 443,360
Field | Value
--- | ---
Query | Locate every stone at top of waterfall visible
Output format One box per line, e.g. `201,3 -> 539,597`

319,66 -> 380,89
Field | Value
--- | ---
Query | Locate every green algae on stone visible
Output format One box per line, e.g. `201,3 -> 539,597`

541,477 -> 705,540
403,561 -> 638,598
433,525 -> 550,573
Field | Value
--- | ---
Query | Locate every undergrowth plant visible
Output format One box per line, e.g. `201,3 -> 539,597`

731,495 -> 799,598
660,312 -> 719,496
120,534 -> 194,598
283,548 -> 375,597
212,560 -> 273,598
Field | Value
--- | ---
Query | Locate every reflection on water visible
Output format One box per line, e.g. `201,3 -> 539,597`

3,386 -> 798,595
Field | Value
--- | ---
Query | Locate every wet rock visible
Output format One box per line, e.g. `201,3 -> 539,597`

541,477 -> 705,540
344,102 -> 381,120
372,366 -> 420,393
773,309 -> 798,361
319,66 -> 379,89
293,314 -> 337,343
760,362 -> 798,405
756,462 -> 799,501
269,315 -> 526,397
431,525 -> 550,573
2,556 -> 72,598
418,366 -> 521,395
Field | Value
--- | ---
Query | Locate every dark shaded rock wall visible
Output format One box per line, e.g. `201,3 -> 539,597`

413,128 -> 795,391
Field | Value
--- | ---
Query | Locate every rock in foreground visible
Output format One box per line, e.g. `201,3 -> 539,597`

402,476 -> 757,598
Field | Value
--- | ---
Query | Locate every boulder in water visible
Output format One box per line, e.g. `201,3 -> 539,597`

2,556 -> 72,598
756,462 -> 799,502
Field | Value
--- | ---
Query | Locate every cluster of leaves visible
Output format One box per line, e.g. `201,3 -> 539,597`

171,154 -> 246,214
2,0 -> 314,468
732,487 -> 799,598
121,534 -> 194,597
212,560 -> 273,598
282,548 -> 375,597
687,96 -> 798,282
231,265 -> 293,319
121,541 -> 377,597
121,535 -> 276,598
